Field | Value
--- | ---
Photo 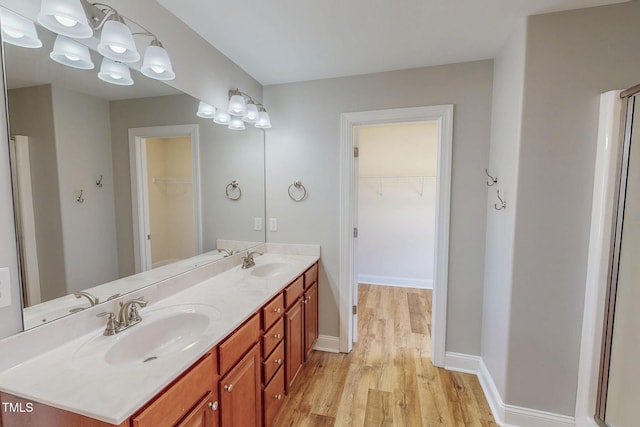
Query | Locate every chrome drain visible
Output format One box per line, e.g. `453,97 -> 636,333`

143,356 -> 158,363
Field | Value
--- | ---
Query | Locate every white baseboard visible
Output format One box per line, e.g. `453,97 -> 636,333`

477,358 -> 576,427
358,274 -> 433,289
314,335 -> 340,353
444,351 -> 481,374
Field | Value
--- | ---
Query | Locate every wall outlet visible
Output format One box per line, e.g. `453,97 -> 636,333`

254,217 -> 263,231
269,218 -> 278,232
0,267 -> 11,308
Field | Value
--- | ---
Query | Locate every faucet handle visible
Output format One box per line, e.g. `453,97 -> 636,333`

97,312 -> 118,336
128,304 -> 143,323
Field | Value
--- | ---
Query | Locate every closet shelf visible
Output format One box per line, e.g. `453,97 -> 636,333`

152,177 -> 192,184
359,175 -> 435,196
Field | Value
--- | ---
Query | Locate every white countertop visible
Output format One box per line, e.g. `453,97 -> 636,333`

0,251 -> 319,424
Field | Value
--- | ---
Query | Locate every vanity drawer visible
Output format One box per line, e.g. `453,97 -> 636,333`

304,263 -> 318,288
284,276 -> 304,308
263,340 -> 285,384
263,365 -> 286,427
263,293 -> 284,330
262,317 -> 284,357
219,314 -> 261,375
133,352 -> 214,427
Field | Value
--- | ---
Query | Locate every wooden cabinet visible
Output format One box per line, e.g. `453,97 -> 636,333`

285,297 -> 305,393
133,352 -> 218,427
262,363 -> 286,427
285,262 -> 320,391
219,344 -> 262,427
304,281 -> 319,361
176,393 -> 216,427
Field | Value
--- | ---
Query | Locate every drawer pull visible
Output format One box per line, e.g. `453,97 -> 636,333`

273,333 -> 282,340
307,295 -> 312,302
274,307 -> 281,314
275,358 -> 282,365
208,401 -> 219,411
275,394 -> 282,400
224,384 -> 234,393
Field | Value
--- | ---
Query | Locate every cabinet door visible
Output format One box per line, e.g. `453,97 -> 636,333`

177,392 -> 215,427
285,299 -> 304,392
219,343 -> 262,427
304,281 -> 319,361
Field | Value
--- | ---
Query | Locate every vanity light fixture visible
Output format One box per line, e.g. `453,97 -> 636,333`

228,89 -> 247,116
50,35 -> 94,69
97,57 -> 133,85
213,109 -> 231,125
140,39 -> 175,80
196,101 -> 216,119
35,0 -> 175,83
1,8 -> 43,48
228,116 -> 246,131
96,13 -> 139,63
215,89 -> 272,130
254,106 -> 272,129
37,0 -> 93,39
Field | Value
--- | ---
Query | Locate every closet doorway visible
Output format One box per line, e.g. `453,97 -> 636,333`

340,105 -> 453,366
129,125 -> 202,273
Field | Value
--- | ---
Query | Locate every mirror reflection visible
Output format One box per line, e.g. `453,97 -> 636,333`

2,7 -> 266,330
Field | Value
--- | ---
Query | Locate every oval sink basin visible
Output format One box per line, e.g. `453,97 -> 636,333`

74,304 -> 220,367
251,262 -> 293,277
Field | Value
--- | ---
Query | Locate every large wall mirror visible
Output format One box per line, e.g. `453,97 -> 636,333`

1,6 -> 266,330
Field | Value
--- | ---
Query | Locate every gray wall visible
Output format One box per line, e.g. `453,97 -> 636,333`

7,85 -> 66,302
109,94 -> 264,277
263,60 -> 493,353
51,86 -> 119,294
481,24 -> 526,400
495,1 -> 640,416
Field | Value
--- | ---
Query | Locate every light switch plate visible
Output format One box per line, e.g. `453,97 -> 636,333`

254,217 -> 263,231
0,267 -> 11,308
269,218 -> 278,232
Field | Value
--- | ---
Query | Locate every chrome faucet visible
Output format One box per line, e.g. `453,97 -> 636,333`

218,248 -> 238,257
97,297 -> 147,336
74,291 -> 99,306
241,251 -> 263,269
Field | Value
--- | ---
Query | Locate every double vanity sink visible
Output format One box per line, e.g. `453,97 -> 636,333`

0,247 -> 319,425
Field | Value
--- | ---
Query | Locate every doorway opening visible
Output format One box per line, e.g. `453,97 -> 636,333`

340,105 -> 453,366
129,125 -> 201,273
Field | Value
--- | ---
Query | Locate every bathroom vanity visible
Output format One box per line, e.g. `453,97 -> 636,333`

0,247 -> 320,427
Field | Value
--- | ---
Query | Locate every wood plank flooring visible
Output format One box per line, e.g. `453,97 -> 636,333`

273,284 -> 497,427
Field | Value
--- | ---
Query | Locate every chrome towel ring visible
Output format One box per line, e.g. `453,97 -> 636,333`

288,180 -> 307,201
225,180 -> 241,200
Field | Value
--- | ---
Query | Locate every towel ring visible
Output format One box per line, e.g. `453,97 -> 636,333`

225,180 -> 241,200
288,180 -> 307,202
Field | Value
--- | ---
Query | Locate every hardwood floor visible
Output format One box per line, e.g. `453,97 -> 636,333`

273,284 -> 497,427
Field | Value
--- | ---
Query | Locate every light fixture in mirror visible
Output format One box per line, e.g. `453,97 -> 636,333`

203,88 -> 272,130
213,109 -> 231,125
255,106 -> 272,129
228,89 -> 247,116
0,8 -> 42,48
244,101 -> 259,123
141,40 -> 175,81
228,116 -> 246,131
1,7 -> 266,331
37,0 -> 92,39
97,15 -> 140,63
196,101 -> 216,119
49,35 -> 94,69
98,58 -> 133,85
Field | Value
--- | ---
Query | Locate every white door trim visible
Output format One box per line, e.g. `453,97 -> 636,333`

339,105 -> 453,366
575,91 -> 623,426
128,124 -> 201,273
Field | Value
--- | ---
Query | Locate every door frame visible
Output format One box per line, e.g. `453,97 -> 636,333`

339,105 -> 453,366
129,124 -> 201,273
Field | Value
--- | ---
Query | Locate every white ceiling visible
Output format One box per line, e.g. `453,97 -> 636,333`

157,0 -> 628,85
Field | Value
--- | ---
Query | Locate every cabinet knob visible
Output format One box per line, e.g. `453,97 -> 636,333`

303,299 -> 308,305
274,333 -> 282,340
275,358 -> 282,365
307,295 -> 312,302
208,401 -> 219,411
275,394 -> 282,400
224,384 -> 234,392
274,307 -> 281,314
